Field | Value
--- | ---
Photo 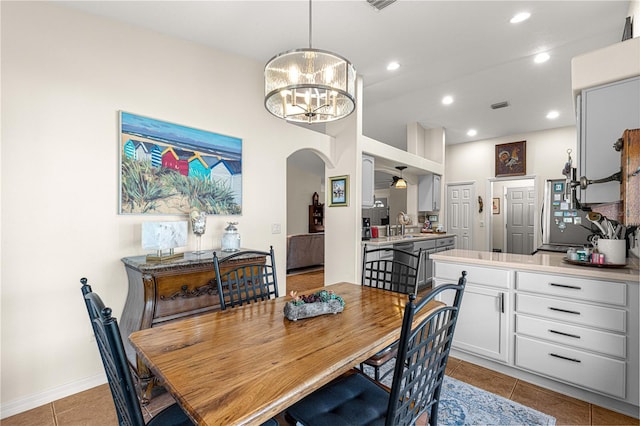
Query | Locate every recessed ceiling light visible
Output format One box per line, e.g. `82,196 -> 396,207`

387,61 -> 400,71
546,110 -> 559,119
442,95 -> 454,105
510,12 -> 531,24
467,129 -> 477,137
534,52 -> 550,64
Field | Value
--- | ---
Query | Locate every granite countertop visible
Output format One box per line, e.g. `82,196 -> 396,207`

363,233 -> 453,246
121,248 -> 260,271
431,249 -> 640,282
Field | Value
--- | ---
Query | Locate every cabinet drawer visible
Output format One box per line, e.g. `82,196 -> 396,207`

516,335 -> 626,398
153,271 -> 220,322
517,271 -> 626,306
516,294 -> 625,332
414,240 -> 436,250
436,237 -> 455,248
516,314 -> 625,358
435,262 -> 511,289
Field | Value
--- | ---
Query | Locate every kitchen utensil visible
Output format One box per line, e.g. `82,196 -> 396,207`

586,212 -> 608,237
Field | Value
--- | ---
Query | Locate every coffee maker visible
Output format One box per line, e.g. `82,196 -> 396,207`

362,217 -> 372,240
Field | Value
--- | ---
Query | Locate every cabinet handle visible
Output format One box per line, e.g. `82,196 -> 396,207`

549,282 -> 582,290
549,329 -> 581,339
549,353 -> 582,363
549,307 -> 581,315
499,292 -> 505,313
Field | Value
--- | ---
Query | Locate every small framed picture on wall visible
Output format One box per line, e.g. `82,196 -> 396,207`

492,197 -> 500,214
329,175 -> 349,207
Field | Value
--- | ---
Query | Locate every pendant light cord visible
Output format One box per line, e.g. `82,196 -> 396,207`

308,0 -> 312,49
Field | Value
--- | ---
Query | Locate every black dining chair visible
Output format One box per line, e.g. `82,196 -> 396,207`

286,271 -> 467,426
80,278 -> 194,426
361,244 -> 422,295
360,244 -> 422,382
213,246 -> 279,310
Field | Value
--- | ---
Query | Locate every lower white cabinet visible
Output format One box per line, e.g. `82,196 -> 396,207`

433,258 -> 639,414
514,270 -> 632,401
434,262 -> 510,363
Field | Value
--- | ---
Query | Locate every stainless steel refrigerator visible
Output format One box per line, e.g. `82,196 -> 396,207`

537,179 -> 593,252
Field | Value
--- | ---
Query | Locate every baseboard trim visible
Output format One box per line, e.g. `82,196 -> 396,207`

1,373 -> 107,419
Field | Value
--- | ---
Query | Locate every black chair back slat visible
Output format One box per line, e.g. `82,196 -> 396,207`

361,244 -> 422,295
213,246 -> 279,310
81,279 -> 146,426
360,244 -> 423,382
387,272 -> 467,426
81,278 -> 196,426
285,271 -> 467,426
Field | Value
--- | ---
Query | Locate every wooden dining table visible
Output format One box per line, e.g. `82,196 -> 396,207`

129,282 -> 441,426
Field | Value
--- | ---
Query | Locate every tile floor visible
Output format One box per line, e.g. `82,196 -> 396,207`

3,357 -> 638,425
5,271 -> 638,425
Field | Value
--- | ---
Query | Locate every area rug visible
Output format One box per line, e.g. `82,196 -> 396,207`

362,363 -> 556,425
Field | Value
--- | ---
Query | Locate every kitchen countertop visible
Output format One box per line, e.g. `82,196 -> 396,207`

362,233 -> 453,246
431,249 -> 640,282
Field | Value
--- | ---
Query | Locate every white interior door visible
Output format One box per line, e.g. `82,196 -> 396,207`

447,183 -> 473,249
506,186 -> 535,254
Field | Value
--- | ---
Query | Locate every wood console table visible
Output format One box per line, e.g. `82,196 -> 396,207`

120,250 -> 264,402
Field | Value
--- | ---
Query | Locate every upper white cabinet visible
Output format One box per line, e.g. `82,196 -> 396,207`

362,154 -> 375,208
418,173 -> 441,211
578,76 -> 640,204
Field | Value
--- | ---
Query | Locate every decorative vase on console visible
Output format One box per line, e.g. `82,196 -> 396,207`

221,222 -> 241,252
190,209 -> 207,254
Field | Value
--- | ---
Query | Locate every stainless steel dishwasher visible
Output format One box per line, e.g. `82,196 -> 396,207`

413,239 -> 438,290
392,241 -> 416,293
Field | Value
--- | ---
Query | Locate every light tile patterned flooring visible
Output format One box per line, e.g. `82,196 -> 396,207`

5,269 -> 638,425
4,357 -> 638,425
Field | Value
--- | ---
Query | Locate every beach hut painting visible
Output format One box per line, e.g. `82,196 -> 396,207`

119,111 -> 242,215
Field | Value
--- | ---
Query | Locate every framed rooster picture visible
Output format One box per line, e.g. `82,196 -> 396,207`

495,140 -> 526,177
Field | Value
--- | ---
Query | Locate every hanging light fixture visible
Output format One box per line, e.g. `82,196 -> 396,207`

393,166 -> 407,189
264,0 -> 356,124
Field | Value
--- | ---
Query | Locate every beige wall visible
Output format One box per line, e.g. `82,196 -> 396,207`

0,1 -> 355,416
445,126 -> 578,250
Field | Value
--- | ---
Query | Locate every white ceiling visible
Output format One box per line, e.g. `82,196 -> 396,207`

56,0 -> 630,149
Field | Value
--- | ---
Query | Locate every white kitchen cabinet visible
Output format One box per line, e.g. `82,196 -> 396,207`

514,271 -> 636,401
430,251 -> 640,416
418,173 -> 441,211
362,154 -> 375,208
434,262 -> 511,363
578,76 -> 640,204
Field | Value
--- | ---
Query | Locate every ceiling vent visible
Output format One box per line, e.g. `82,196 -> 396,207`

491,101 -> 510,110
367,0 -> 397,11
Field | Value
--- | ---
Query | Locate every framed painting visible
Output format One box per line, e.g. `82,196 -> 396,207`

495,140 -> 526,177
329,175 -> 349,207
492,198 -> 500,214
119,111 -> 242,215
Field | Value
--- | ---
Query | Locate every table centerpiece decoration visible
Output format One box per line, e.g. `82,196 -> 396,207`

284,290 -> 345,321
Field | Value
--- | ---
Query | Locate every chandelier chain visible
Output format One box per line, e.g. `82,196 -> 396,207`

308,0 -> 312,49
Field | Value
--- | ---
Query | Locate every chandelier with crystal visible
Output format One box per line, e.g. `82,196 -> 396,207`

264,0 -> 356,124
